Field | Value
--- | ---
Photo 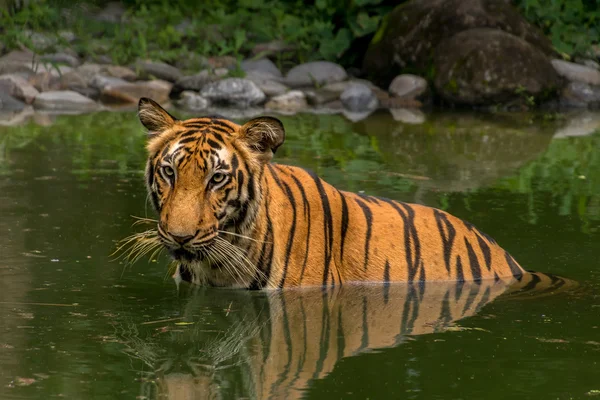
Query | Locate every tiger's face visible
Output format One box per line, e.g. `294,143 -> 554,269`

138,98 -> 284,281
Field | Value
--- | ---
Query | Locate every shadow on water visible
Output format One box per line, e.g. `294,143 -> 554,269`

116,275 -> 577,400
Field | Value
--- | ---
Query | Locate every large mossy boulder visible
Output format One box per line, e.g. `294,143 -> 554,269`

434,29 -> 562,105
363,0 -> 561,106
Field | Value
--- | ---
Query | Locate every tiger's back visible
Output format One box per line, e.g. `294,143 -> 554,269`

255,163 -> 524,288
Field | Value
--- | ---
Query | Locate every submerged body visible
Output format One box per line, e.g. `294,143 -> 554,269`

134,98 -> 525,289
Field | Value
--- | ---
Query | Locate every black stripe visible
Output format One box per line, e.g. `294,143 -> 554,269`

474,286 -> 491,312
290,174 -> 311,284
464,238 -> 482,283
383,260 -> 390,305
455,254 -> 465,282
474,232 -> 492,271
267,164 -> 285,192
358,296 -> 369,352
463,220 -> 497,244
313,290 -> 331,379
354,197 -> 373,272
522,273 -> 541,292
434,209 -> 456,274
178,128 -> 202,138
439,289 -> 453,327
504,251 -> 523,278
305,169 -> 334,286
178,136 -> 200,144
461,284 -> 480,316
379,199 -> 421,282
336,306 -> 345,359
278,181 -> 297,288
339,191 -> 349,262
271,294 -> 293,392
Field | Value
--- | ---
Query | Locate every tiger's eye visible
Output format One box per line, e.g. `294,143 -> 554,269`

162,166 -> 175,176
211,173 -> 225,184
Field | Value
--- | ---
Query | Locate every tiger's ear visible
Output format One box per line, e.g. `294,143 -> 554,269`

238,117 -> 285,162
138,97 -> 177,135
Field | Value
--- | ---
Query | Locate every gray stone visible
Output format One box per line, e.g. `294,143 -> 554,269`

177,91 -> 210,111
33,90 -> 99,112
171,71 -> 216,97
285,61 -> 348,88
40,52 -> 81,67
265,90 -> 307,112
95,2 -> 127,23
100,80 -> 173,104
303,88 -> 340,105
71,86 -> 101,101
389,108 -> 427,124
135,60 -> 183,82
578,58 -> 600,70
103,65 -> 137,81
340,83 -> 378,112
200,78 -> 266,108
0,92 -> 27,112
252,79 -> 289,97
214,68 -> 229,78
58,71 -> 87,90
388,74 -> 428,99
251,40 -> 296,57
559,81 -> 600,109
434,29 -> 561,106
23,30 -> 56,51
241,58 -> 282,78
551,59 -> 600,86
363,0 -> 556,87
90,75 -> 129,91
0,74 -> 39,104
58,31 -> 76,43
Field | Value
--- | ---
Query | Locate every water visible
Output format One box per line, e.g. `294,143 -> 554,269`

0,109 -> 599,399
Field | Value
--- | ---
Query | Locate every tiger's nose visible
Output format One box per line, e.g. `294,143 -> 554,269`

170,233 -> 195,244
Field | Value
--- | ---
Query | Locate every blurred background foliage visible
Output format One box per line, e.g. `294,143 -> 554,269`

0,0 -> 598,71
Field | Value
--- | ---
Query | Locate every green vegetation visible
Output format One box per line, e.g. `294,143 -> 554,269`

514,0 -> 600,57
0,0 -> 394,70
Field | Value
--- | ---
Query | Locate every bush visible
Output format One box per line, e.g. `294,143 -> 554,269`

514,0 -> 600,57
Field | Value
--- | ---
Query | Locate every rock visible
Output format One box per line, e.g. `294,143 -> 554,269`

340,83 -> 378,112
22,30 -> 56,52
388,74 -> 428,100
0,92 -> 27,112
100,80 -> 173,104
265,90 -> 307,112
58,31 -> 76,43
554,112 -> 600,138
90,75 -> 129,91
40,52 -> 80,67
303,88 -> 340,105
577,58 -> 600,71
177,91 -> 210,111
0,50 -> 36,76
551,59 -> 600,86
249,78 -> 289,97
285,61 -> 348,88
0,74 -> 39,104
134,60 -> 183,82
58,71 -> 87,89
363,0 -> 555,87
214,68 -> 229,78
171,71 -> 216,97
33,90 -> 99,112
102,65 -> 137,81
71,87 -> 101,101
389,108 -> 426,124
200,78 -> 266,108
29,72 -> 60,92
241,58 -> 282,78
77,63 -> 136,82
559,81 -> 600,109
434,29 -> 561,106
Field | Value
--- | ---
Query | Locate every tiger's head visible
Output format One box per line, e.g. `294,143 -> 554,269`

137,98 -> 285,285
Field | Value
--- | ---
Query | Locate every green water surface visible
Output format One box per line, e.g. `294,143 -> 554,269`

0,109 -> 599,400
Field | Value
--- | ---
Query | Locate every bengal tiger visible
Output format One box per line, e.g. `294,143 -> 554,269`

119,274 -> 575,400
125,97 -> 532,289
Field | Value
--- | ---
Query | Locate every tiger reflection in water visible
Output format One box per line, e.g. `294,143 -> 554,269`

118,273 -> 573,400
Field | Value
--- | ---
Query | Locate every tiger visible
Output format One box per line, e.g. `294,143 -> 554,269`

119,273 -> 576,400
129,97 -> 530,289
